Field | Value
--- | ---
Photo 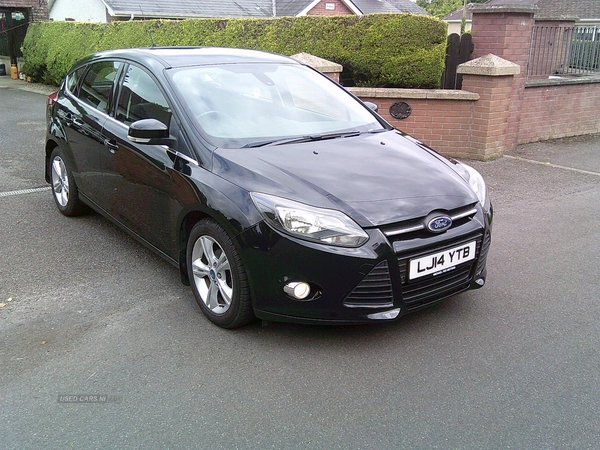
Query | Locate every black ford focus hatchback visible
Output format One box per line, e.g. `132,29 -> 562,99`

45,47 -> 492,328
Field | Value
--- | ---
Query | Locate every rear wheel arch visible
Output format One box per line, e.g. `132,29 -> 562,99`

49,146 -> 87,217
45,140 -> 59,183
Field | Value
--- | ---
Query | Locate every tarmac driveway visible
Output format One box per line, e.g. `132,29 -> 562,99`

1,78 -> 599,449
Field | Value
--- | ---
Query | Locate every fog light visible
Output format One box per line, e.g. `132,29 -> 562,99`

367,308 -> 401,320
474,278 -> 485,286
284,282 -> 311,300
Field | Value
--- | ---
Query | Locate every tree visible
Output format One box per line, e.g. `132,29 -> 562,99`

416,0 -> 487,19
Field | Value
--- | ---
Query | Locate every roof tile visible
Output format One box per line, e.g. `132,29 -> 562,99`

103,0 -> 429,18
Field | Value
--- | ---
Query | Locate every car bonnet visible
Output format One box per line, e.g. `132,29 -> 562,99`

212,131 -> 477,227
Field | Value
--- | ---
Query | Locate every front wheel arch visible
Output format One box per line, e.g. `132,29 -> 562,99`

186,218 -> 254,328
178,211 -> 210,286
177,206 -> 252,285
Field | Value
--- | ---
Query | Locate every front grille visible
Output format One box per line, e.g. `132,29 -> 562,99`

380,203 -> 478,240
343,261 -> 394,308
398,234 -> 483,310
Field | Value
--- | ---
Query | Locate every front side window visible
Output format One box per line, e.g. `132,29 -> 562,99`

77,61 -> 121,113
115,65 -> 171,126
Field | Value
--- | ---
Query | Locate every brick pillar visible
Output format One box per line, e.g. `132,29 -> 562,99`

469,2 -> 536,152
32,0 -> 50,22
458,54 -> 520,160
290,53 -> 343,83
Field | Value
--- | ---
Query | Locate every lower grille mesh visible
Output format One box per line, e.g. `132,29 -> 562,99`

343,261 -> 394,308
400,265 -> 473,310
475,231 -> 491,276
398,234 -> 483,310
342,233 -> 488,311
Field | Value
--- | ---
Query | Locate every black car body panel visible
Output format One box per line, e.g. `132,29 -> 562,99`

212,131 -> 477,226
45,47 -> 492,327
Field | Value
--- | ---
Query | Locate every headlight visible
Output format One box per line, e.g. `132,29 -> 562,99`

250,192 -> 369,247
461,163 -> 490,211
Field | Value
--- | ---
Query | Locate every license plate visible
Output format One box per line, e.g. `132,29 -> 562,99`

409,241 -> 476,280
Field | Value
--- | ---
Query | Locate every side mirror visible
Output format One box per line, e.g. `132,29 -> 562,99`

364,101 -> 378,112
128,119 -> 170,144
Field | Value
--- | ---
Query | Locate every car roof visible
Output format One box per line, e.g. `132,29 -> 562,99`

78,47 -> 299,70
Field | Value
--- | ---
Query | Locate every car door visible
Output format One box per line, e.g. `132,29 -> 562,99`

57,60 -> 122,202
100,63 -> 197,258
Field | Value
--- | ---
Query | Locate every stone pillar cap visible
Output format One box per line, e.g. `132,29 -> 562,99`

290,53 -> 343,73
469,0 -> 538,14
457,54 -> 521,76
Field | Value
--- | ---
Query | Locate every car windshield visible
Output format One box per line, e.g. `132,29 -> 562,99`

169,63 -> 385,148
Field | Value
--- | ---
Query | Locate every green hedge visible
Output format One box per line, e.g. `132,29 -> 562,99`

22,14 -> 447,88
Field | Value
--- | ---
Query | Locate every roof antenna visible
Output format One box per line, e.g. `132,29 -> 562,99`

139,6 -> 157,48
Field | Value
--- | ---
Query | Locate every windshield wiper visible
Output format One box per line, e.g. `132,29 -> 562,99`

242,136 -> 315,148
242,130 -> 383,148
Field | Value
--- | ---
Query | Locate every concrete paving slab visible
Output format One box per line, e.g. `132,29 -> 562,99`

0,75 -> 57,96
510,134 -> 600,175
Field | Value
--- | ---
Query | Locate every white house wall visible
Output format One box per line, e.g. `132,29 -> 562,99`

446,20 -> 471,35
50,0 -> 107,22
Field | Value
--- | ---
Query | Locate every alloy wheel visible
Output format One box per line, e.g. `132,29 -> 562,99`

51,155 -> 69,207
191,235 -> 234,315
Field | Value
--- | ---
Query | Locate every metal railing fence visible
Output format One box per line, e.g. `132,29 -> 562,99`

527,25 -> 600,79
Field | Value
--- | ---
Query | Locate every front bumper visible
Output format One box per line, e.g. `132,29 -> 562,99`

240,204 -> 492,325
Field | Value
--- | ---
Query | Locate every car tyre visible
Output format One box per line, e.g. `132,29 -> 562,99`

50,147 -> 86,217
187,219 -> 254,328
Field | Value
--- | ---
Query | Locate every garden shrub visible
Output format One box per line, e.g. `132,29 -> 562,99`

21,14 -> 447,88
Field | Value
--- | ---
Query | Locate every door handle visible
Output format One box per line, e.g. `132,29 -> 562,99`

72,117 -> 84,127
62,112 -> 74,126
104,139 -> 119,153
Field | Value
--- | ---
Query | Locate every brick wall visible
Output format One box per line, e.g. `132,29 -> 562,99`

377,98 -> 476,159
469,5 -> 600,147
353,80 -> 600,160
349,88 -> 480,159
307,0 -> 353,16
470,8 -> 534,153
519,81 -> 600,143
312,3 -> 600,160
471,13 -> 533,67
0,0 -> 49,21
349,52 -> 600,160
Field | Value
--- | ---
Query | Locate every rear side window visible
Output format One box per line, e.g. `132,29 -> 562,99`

77,61 -> 121,113
115,65 -> 172,126
66,66 -> 86,95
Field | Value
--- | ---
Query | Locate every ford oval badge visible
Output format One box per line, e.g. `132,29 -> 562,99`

427,215 -> 452,233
